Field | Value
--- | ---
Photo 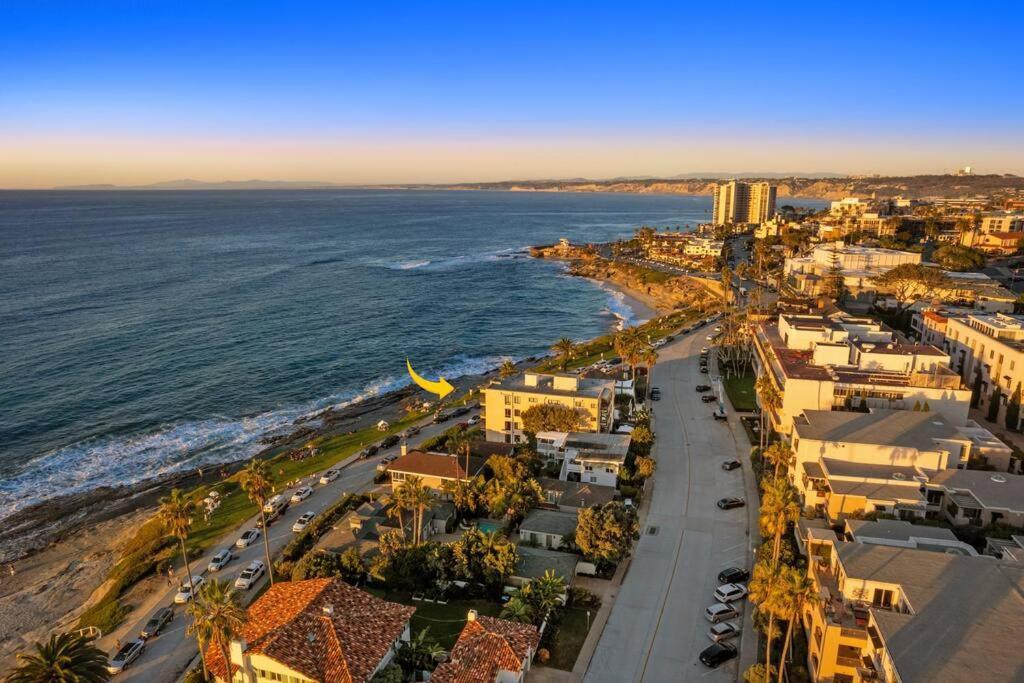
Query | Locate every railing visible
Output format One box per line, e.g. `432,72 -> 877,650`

841,627 -> 867,640
837,656 -> 862,669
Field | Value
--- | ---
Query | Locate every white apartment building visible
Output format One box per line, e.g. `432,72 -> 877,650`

784,243 -> 922,299
712,180 -> 776,225
754,314 -> 972,436
682,236 -> 724,257
536,431 -> 631,487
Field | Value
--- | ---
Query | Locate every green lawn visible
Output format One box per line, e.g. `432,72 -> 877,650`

365,588 -> 503,649
547,606 -> 596,670
722,371 -> 757,411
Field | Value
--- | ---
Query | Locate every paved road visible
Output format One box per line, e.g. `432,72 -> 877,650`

585,328 -> 755,682
113,411 -> 477,683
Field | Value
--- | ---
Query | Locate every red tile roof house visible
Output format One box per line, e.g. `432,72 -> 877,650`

430,612 -> 541,683
205,578 -> 415,683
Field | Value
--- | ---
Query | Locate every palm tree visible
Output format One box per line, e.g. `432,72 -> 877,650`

240,459 -> 276,585
499,360 -> 517,378
614,328 -> 647,380
760,477 -> 801,568
442,475 -> 484,518
187,579 -> 246,683
158,488 -> 197,601
775,567 -> 819,683
761,442 -> 793,482
530,570 -> 566,622
387,483 -> 414,543
552,337 -> 576,371
499,596 -> 534,623
754,373 -> 779,450
748,559 -> 785,683
404,477 -> 436,546
445,429 -> 473,481
6,632 -> 109,683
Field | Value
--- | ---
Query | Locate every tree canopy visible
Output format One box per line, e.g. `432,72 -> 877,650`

872,263 -> 951,311
575,502 -> 638,567
932,244 -> 986,272
520,403 -> 588,434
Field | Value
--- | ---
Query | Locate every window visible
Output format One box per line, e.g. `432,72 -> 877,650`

872,588 -> 894,609
504,395 -> 513,405
504,409 -> 512,418
392,472 -> 406,482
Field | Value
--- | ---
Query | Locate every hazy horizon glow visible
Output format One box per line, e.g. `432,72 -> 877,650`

2,1 -> 1023,188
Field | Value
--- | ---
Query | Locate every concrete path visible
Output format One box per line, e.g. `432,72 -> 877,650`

583,327 -> 756,683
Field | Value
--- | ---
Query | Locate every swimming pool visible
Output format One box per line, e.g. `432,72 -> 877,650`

477,519 -> 504,533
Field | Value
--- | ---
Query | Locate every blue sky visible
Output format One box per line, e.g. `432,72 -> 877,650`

1,1 -> 1022,186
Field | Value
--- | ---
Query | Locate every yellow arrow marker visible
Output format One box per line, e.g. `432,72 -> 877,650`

406,359 -> 455,399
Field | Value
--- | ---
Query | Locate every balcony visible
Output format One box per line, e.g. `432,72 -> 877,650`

810,560 -> 870,633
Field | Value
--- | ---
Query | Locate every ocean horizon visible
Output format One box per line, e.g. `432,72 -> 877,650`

0,189 -> 824,519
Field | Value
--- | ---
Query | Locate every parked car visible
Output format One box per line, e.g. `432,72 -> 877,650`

715,583 -> 749,603
664,335 -> 674,342
706,335 -> 715,341
263,494 -> 287,514
433,410 -> 455,424
717,497 -> 745,510
364,444 -> 379,456
381,434 -> 401,448
207,548 -> 233,572
407,425 -> 422,436
701,347 -> 709,353
702,395 -> 718,403
467,414 -> 481,426
257,505 -> 284,528
717,567 -> 750,584
704,602 -> 739,623
700,367 -> 709,374
236,529 -> 260,548
290,486 -> 313,503
139,607 -> 174,639
721,459 -> 741,470
700,641 -> 738,668
712,408 -> 727,420
319,469 -> 340,485
707,621 -> 740,643
452,406 -> 471,417
292,511 -> 316,533
107,640 -> 146,675
173,575 -> 206,603
234,560 -> 266,590
695,385 -> 711,392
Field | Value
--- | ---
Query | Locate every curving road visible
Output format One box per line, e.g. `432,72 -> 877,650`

585,327 -> 758,682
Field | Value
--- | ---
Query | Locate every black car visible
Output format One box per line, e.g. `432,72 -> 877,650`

664,335 -> 674,342
650,394 -> 661,401
717,567 -> 750,584
721,460 -> 741,471
702,395 -> 717,403
452,406 -> 471,417
380,435 -> 400,448
717,497 -> 745,510
699,642 -> 738,668
650,387 -> 661,395
695,385 -> 711,392
365,444 -> 379,456
140,606 -> 174,639
700,367 -> 709,374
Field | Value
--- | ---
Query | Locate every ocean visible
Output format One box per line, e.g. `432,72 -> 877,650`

0,189 -> 824,519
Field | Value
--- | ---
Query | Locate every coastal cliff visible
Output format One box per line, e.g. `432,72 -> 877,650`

439,174 -> 1024,200
531,243 -> 723,312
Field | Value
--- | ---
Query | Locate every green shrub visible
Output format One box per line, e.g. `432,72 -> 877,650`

78,596 -> 130,633
281,493 -> 368,562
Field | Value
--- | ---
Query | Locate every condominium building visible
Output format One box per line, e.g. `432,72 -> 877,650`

483,371 -> 616,443
791,409 -> 1012,520
979,212 -> 1024,233
959,229 -> 1023,255
711,180 -> 777,225
753,314 -> 972,436
944,313 -> 1024,430
536,430 -> 631,487
802,538 -> 1024,683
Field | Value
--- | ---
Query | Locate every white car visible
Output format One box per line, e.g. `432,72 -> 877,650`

319,469 -> 340,485
290,486 -> 313,503
263,494 -> 286,514
708,621 -> 740,642
173,575 -> 206,603
236,529 -> 260,548
207,548 -> 233,572
714,583 -> 749,603
706,335 -> 715,341
467,415 -> 480,426
234,560 -> 266,590
705,602 -> 739,623
292,511 -> 316,533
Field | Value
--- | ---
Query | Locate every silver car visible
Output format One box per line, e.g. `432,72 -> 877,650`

708,621 -> 740,642
704,602 -> 739,623
107,640 -> 145,675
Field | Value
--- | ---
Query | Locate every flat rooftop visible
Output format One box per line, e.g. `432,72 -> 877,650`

845,518 -> 960,544
930,469 -> 1024,512
489,373 -> 613,399
794,409 -> 961,452
837,543 -> 1024,683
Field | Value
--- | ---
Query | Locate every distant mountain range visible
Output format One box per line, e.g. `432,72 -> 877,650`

55,179 -> 347,190
48,173 -> 1024,200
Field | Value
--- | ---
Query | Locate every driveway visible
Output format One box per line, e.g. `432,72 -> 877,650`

584,328 -> 754,682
